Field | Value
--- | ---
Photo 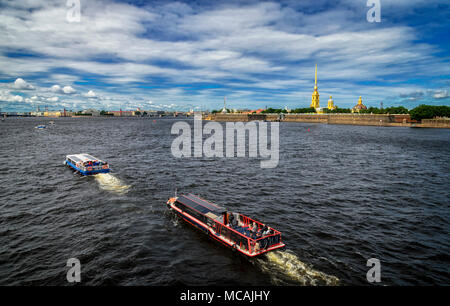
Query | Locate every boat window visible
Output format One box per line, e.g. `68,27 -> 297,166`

175,201 -> 206,223
177,195 -> 226,216
206,218 -> 214,227
184,206 -> 205,223
174,201 -> 186,210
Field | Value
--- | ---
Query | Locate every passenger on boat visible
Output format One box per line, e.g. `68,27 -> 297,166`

250,222 -> 258,239
228,213 -> 238,228
259,238 -> 268,250
261,224 -> 270,236
255,225 -> 264,238
233,212 -> 242,226
255,242 -> 261,252
227,213 -> 234,227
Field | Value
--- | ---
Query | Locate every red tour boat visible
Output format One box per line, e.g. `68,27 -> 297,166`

166,193 -> 285,257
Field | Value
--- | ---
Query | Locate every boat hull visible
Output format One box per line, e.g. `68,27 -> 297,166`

65,160 -> 110,176
168,201 -> 285,257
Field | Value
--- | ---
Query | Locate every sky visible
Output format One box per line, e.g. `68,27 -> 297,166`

0,0 -> 449,112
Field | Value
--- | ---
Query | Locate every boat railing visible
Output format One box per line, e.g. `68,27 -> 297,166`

236,213 -> 282,253
67,156 -> 109,173
210,219 -> 252,252
77,164 -> 107,171
237,213 -> 281,236
207,214 -> 282,254
237,213 -> 278,233
251,232 -> 282,253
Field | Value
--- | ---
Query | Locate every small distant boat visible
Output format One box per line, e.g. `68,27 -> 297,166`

35,125 -> 46,129
166,193 -> 285,257
64,153 -> 110,175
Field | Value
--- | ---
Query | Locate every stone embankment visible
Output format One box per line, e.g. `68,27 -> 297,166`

205,113 -> 450,128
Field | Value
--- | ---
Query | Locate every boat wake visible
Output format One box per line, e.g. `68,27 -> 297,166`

94,173 -> 130,195
255,250 -> 339,286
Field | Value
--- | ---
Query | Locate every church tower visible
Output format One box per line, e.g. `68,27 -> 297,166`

327,95 -> 336,110
311,64 -> 320,108
352,96 -> 367,113
221,96 -> 227,113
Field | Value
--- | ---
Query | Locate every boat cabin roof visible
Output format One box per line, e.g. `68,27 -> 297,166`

66,153 -> 104,163
177,194 -> 226,216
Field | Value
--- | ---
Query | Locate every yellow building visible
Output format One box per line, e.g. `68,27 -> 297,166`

352,96 -> 367,113
44,111 -> 62,117
310,64 -> 320,109
327,95 -> 336,110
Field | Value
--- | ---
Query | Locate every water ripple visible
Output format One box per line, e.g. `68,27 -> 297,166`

0,118 -> 449,285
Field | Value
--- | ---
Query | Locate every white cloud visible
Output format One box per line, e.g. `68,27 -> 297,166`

47,96 -> 59,102
62,85 -> 76,94
84,90 -> 97,98
12,78 -> 34,90
433,90 -> 449,99
51,85 -> 62,93
50,84 -> 76,94
13,95 -> 24,102
0,0 -> 448,111
0,90 -> 24,102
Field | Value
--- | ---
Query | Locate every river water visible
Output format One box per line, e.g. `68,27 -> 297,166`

0,117 -> 449,285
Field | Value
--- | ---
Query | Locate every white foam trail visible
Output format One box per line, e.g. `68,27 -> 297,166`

256,250 -> 339,286
94,173 -> 130,195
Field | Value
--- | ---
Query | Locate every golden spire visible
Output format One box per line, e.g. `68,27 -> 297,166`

314,63 -> 318,90
311,63 -> 320,108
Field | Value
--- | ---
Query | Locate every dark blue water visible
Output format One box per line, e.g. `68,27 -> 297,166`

0,117 -> 449,285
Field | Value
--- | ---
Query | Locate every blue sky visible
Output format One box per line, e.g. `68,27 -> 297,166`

0,0 -> 449,112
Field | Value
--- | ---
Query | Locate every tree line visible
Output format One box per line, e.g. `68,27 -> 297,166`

211,105 -> 450,121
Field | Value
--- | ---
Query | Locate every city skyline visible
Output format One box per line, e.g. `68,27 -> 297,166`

1,0 -> 449,112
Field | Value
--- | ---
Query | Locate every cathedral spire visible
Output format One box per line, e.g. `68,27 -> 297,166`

314,63 -> 318,90
311,63 -> 320,108
221,96 -> 227,113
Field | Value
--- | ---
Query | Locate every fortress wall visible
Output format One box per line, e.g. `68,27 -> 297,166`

211,114 -> 250,122
210,113 -> 394,124
265,114 -> 281,121
326,114 -> 393,125
207,113 -> 449,128
391,114 -> 414,123
420,119 -> 450,128
284,114 -> 328,123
